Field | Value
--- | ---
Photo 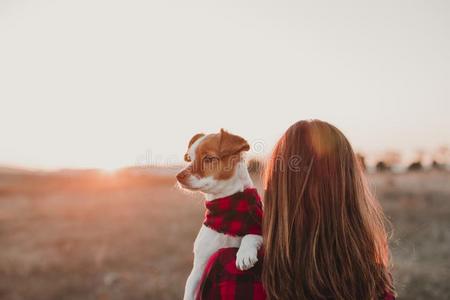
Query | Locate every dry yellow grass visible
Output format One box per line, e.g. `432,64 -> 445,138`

0,169 -> 448,299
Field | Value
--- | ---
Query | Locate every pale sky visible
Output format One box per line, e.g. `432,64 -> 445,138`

0,0 -> 449,169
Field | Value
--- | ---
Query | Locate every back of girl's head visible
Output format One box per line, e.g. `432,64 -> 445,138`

262,120 -> 394,300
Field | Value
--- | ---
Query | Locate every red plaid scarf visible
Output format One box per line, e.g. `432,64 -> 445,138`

203,188 -> 263,237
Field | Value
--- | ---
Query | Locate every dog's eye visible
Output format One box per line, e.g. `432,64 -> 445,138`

184,153 -> 191,162
203,155 -> 218,163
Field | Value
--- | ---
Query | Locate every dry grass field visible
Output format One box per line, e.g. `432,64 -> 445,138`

0,168 -> 449,300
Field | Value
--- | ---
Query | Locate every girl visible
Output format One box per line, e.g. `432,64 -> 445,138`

197,120 -> 395,300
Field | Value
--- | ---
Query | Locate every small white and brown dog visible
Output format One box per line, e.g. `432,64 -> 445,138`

176,129 -> 263,300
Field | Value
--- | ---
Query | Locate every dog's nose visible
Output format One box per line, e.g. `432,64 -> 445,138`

176,170 -> 188,182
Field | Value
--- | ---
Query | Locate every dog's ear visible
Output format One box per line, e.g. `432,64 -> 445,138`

218,129 -> 250,158
184,133 -> 205,162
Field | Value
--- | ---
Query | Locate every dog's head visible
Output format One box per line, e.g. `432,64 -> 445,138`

176,129 -> 250,193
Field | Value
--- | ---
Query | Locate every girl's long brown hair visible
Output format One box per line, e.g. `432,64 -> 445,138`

262,120 -> 394,300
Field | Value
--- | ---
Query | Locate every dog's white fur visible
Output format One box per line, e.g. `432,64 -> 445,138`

179,137 -> 263,300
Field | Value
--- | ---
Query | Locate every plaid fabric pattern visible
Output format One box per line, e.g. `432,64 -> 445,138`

203,188 -> 263,237
196,247 -> 266,300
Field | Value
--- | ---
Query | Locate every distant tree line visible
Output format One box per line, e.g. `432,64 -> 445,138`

372,146 -> 449,173
247,146 -> 449,174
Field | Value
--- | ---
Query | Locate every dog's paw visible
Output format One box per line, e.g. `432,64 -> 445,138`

236,246 -> 258,271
